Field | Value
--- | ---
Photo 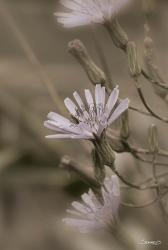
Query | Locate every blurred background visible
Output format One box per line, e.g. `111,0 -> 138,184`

0,0 -> 168,249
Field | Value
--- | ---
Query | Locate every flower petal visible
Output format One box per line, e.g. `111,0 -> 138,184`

63,175 -> 120,233
64,97 -> 79,118
44,119 -> 81,134
47,112 -> 71,126
60,0 -> 82,11
63,218 -> 96,233
105,85 -> 119,118
108,98 -> 129,125
81,193 -> 96,211
55,0 -> 131,28
95,84 -> 103,119
45,133 -> 89,139
72,201 -> 90,214
73,91 -> 90,120
85,88 -> 93,104
101,86 -> 106,109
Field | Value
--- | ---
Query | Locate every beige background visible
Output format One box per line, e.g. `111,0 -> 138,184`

0,0 -> 168,249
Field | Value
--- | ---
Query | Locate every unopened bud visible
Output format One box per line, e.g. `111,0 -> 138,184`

105,18 -> 128,50
68,39 -> 107,86
127,41 -> 141,78
120,110 -> 129,139
148,124 -> 159,153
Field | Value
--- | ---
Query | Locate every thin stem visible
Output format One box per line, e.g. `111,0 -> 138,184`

105,23 -> 168,94
91,26 -> 114,88
121,190 -> 168,208
129,144 -> 168,158
129,105 -> 152,117
121,171 -> 168,189
113,168 -> 158,190
152,153 -> 168,219
110,223 -> 136,250
107,129 -> 168,160
135,80 -> 168,123
60,156 -> 101,189
132,152 -> 168,167
142,69 -> 168,91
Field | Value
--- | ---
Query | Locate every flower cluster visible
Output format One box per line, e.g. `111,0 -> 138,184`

55,0 -> 131,28
63,175 -> 120,233
44,84 -> 129,140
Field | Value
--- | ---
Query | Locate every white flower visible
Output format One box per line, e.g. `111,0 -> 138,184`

44,84 -> 129,140
55,0 -> 131,28
63,175 -> 120,233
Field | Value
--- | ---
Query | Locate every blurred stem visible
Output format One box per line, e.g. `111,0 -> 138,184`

107,129 -> 168,160
109,222 -> 136,250
134,79 -> 168,123
91,26 -> 114,88
0,148 -> 22,174
142,1 -> 168,93
121,189 -> 168,208
104,22 -> 168,95
121,170 -> 168,190
141,69 -> 168,91
129,106 -> 152,117
152,153 -> 168,220
0,89 -> 61,158
112,167 -> 158,190
60,156 -> 101,189
131,152 -> 168,167
0,1 -> 65,113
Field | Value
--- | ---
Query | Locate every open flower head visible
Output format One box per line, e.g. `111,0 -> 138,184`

44,84 -> 129,140
63,175 -> 120,233
55,0 -> 131,28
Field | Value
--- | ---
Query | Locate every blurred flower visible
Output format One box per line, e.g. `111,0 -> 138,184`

63,175 -> 120,233
44,84 -> 129,139
55,0 -> 131,28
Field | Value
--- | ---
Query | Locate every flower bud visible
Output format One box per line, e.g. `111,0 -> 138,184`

148,124 -> 159,153
68,39 -> 107,86
127,41 -> 141,78
120,110 -> 130,139
105,18 -> 128,50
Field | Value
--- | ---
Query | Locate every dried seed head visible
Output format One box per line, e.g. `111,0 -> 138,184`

55,0 -> 132,28
105,18 -> 128,50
